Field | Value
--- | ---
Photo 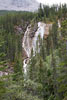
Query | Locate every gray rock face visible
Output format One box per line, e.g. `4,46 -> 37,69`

0,0 -> 39,11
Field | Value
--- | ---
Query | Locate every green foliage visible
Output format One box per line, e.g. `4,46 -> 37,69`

0,80 -> 6,99
37,4 -> 67,22
48,94 -> 54,100
0,4 -> 67,100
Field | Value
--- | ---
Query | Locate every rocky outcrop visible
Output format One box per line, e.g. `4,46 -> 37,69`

44,24 -> 52,39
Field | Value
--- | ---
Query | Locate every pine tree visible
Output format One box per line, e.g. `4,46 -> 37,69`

57,20 -> 67,100
0,30 -> 7,99
38,3 -> 44,19
13,53 -> 23,81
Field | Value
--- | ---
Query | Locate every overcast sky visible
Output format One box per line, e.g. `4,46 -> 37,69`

36,0 -> 67,5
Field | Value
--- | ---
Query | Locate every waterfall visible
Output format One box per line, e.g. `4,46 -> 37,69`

58,20 -> 61,28
22,22 -> 52,74
23,24 -> 33,58
32,22 -> 46,53
58,20 -> 61,37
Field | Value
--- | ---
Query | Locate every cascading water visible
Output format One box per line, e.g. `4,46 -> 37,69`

23,24 -> 32,58
58,20 -> 61,37
32,22 -> 46,54
58,20 -> 61,28
22,22 -> 52,74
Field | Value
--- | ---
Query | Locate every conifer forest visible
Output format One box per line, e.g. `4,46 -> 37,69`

0,3 -> 67,100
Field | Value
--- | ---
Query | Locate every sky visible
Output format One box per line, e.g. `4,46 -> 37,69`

36,0 -> 67,5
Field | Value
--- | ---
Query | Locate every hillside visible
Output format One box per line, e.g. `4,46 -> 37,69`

0,3 -> 67,100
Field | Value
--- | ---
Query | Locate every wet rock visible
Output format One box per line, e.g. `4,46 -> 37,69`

29,23 -> 38,38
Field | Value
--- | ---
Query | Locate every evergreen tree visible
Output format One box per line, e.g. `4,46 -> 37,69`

13,53 -> 23,81
57,20 -> 67,100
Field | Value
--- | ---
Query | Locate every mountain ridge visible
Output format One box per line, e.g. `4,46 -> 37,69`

0,0 -> 39,11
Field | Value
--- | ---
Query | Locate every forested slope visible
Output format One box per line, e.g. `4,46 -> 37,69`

0,4 -> 67,100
